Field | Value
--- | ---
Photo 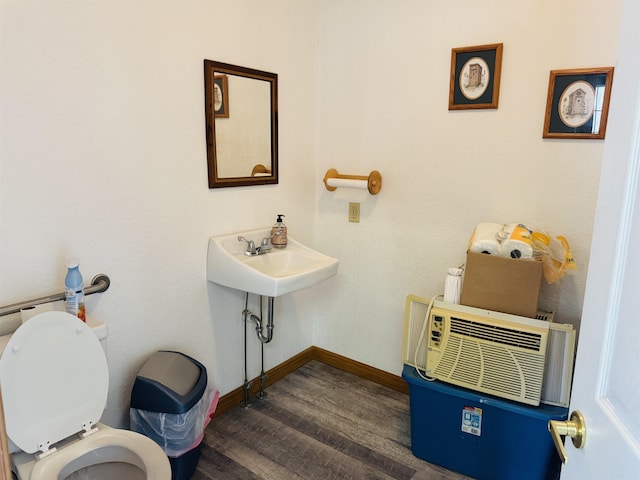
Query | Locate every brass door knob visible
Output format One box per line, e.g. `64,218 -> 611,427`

548,410 -> 587,464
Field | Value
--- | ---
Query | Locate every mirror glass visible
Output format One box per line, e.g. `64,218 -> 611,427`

204,60 -> 278,188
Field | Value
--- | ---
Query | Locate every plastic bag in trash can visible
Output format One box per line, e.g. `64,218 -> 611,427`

130,383 -> 219,457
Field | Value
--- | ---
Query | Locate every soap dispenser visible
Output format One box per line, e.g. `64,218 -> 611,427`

271,214 -> 287,248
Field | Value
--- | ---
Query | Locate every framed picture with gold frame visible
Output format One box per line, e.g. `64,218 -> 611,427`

542,67 -> 614,139
449,43 -> 503,110
213,74 -> 229,118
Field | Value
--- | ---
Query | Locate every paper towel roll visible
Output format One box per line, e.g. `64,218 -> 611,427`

20,302 -> 56,323
326,178 -> 369,190
468,222 -> 502,255
501,223 -> 534,258
502,240 -> 533,258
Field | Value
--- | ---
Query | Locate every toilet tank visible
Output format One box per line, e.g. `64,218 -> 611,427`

86,317 -> 108,355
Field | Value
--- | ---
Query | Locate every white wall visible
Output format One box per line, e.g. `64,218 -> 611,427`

0,0 -> 623,429
0,0 -> 320,427
314,1 -> 623,372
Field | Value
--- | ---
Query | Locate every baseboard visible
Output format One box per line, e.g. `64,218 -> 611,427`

312,347 -> 409,394
212,346 -> 408,418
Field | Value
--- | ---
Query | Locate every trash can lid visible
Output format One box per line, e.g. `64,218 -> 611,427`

138,351 -> 201,396
131,351 -> 208,413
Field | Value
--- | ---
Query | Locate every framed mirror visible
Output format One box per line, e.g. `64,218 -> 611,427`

204,60 -> 278,188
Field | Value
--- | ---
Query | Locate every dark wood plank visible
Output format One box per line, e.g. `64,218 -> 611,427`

193,442 -> 262,480
253,400 -> 416,480
197,361 -> 472,480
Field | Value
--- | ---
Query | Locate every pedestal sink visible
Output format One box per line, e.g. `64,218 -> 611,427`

207,228 -> 339,297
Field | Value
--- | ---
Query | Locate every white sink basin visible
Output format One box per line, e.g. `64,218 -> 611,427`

207,228 -> 339,297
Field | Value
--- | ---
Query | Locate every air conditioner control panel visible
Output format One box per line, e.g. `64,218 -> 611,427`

429,314 -> 444,348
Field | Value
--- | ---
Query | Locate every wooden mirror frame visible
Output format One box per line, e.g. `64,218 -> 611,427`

204,60 -> 278,188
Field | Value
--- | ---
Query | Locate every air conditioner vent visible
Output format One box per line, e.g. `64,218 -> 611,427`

425,303 -> 550,406
450,316 -> 543,351
535,310 -> 554,322
432,336 -> 546,404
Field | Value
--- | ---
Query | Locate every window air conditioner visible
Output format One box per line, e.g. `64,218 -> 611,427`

403,295 -> 575,407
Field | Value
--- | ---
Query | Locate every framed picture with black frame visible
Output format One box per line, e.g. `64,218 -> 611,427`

449,43 -> 503,110
543,67 -> 614,139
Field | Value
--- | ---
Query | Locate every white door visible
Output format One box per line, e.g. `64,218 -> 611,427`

559,1 -> 640,478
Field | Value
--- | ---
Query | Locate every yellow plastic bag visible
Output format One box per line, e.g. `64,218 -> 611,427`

531,232 -> 576,283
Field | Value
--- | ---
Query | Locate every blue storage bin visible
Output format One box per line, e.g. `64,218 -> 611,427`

402,365 -> 567,480
131,351 -> 209,480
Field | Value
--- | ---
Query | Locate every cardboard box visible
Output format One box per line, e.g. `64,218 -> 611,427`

460,251 -> 543,318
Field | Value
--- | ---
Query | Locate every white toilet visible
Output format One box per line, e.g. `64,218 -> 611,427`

0,311 -> 171,479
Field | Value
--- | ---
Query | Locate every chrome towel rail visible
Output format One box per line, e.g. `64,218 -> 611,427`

0,274 -> 111,318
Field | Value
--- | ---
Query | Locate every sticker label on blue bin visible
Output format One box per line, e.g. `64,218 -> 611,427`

461,406 -> 482,436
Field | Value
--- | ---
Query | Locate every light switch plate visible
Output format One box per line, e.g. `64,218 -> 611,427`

349,202 -> 360,223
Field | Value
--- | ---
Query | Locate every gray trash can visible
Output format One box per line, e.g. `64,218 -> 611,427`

130,351 -> 213,480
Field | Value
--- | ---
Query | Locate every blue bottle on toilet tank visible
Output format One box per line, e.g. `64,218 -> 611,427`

65,259 -> 86,322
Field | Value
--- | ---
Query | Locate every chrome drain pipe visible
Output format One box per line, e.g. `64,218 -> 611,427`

241,294 -> 253,408
241,294 -> 275,406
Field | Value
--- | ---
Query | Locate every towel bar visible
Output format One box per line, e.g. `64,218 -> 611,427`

0,274 -> 111,318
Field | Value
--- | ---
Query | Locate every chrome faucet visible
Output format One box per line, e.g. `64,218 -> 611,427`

258,236 -> 272,254
237,236 -> 257,256
238,235 -> 274,256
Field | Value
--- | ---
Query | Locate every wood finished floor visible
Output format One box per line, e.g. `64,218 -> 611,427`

193,361 -> 472,480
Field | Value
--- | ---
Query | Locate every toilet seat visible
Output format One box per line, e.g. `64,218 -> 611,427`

12,423 -> 172,479
0,312 -> 109,454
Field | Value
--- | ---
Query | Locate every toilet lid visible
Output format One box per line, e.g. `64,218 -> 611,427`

0,311 -> 109,454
